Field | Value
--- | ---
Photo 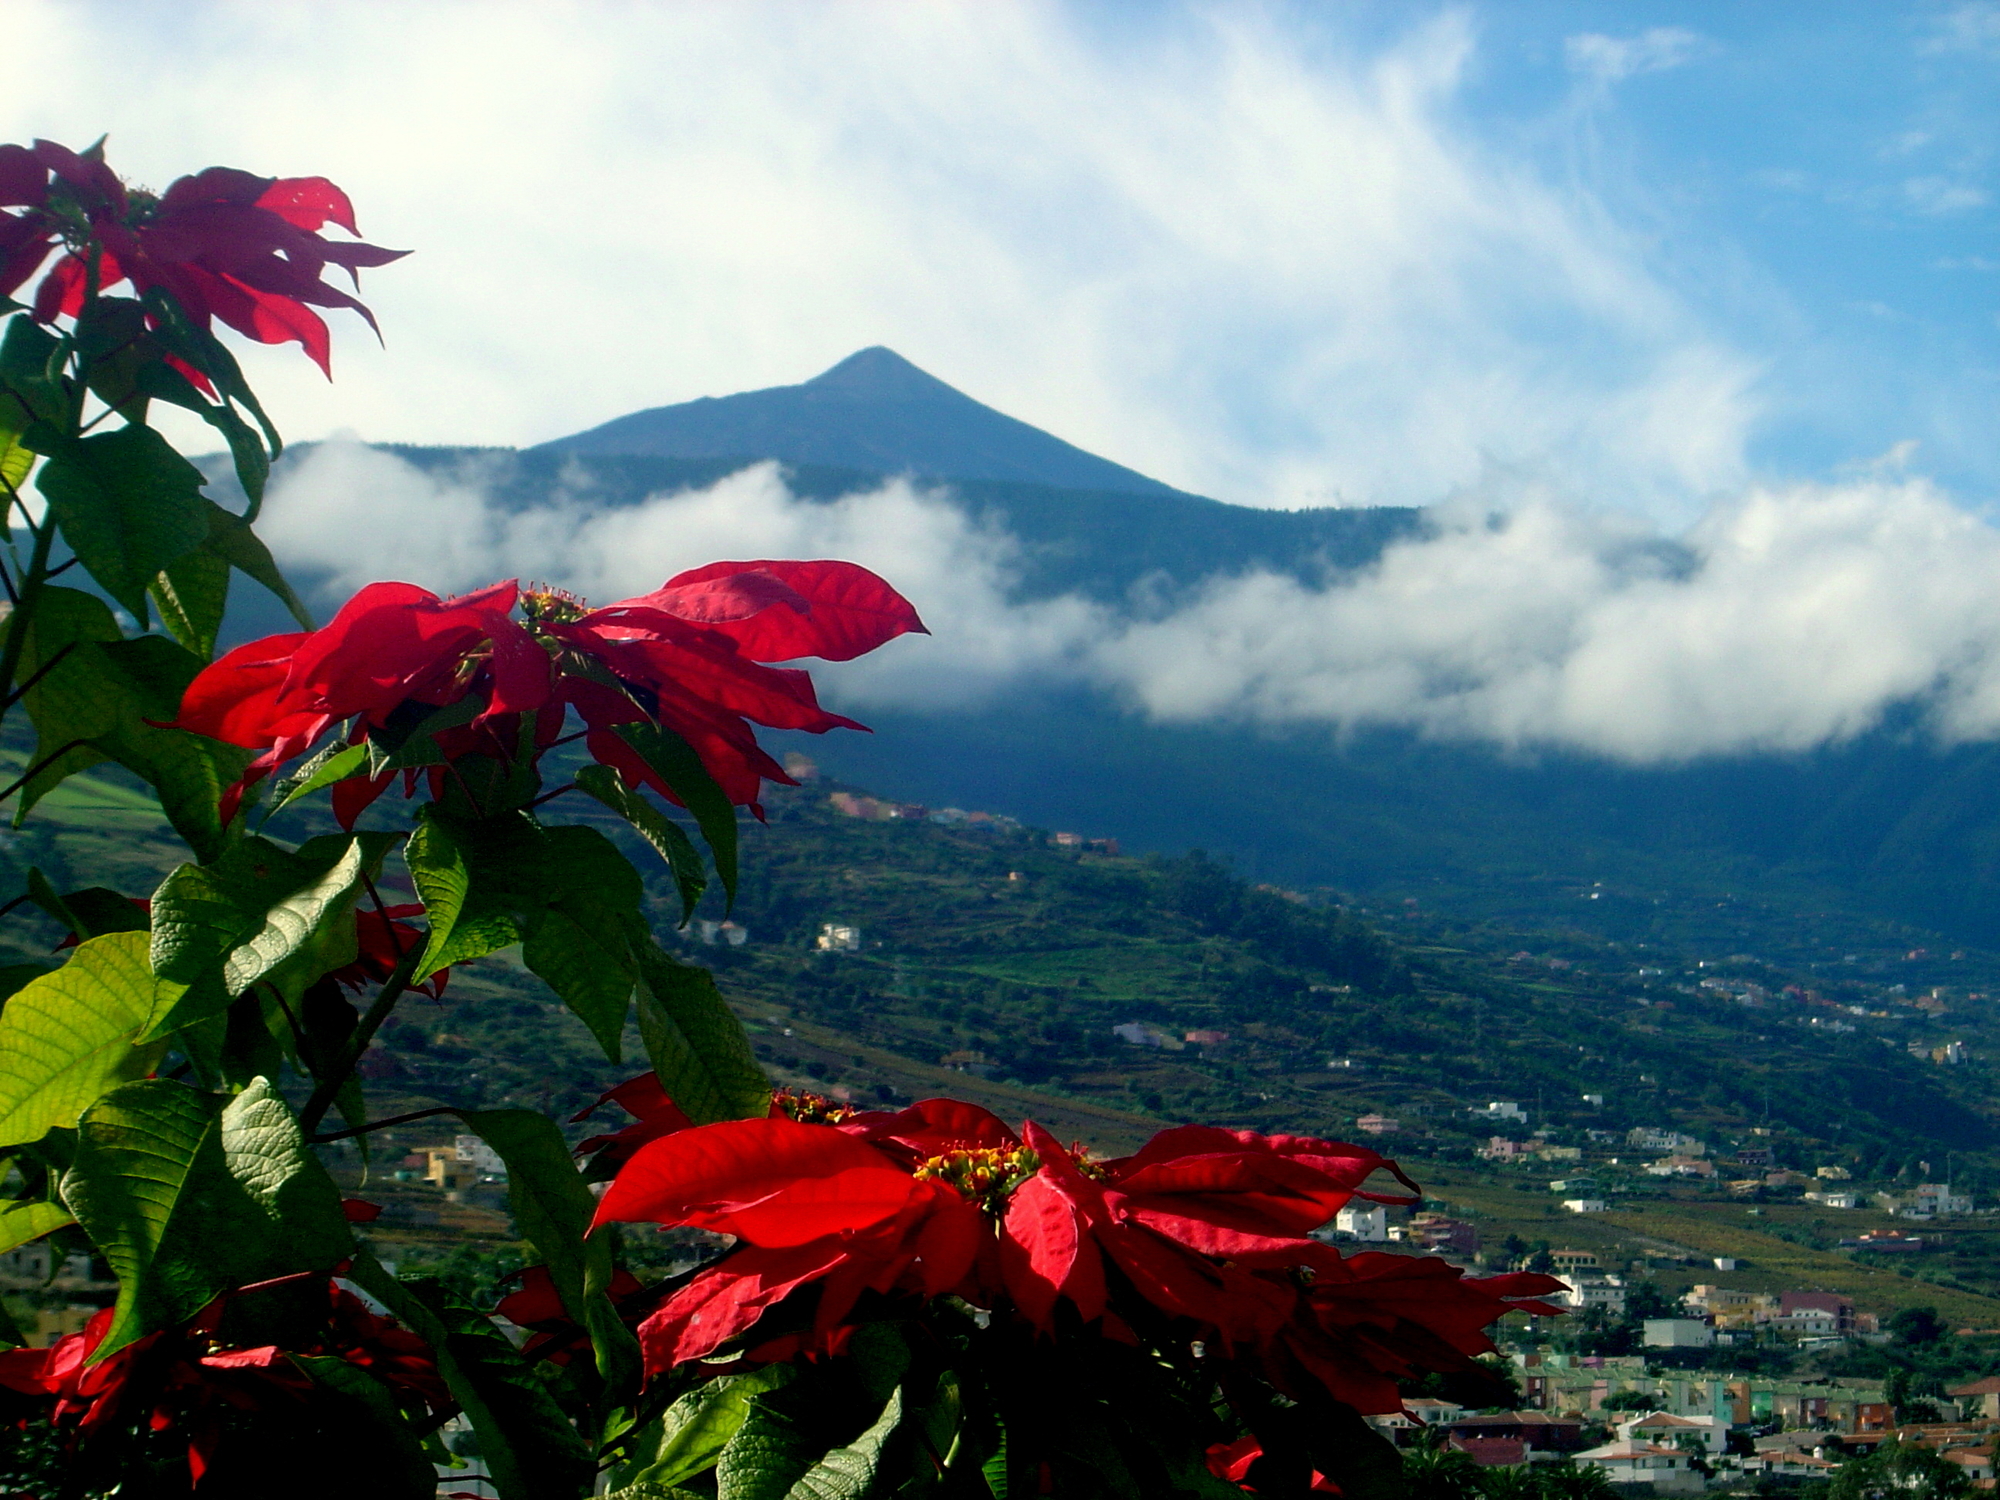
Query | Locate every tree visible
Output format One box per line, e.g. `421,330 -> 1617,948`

1404,1430 -> 1485,1500
1601,1388 -> 1658,1412
1829,1443 -> 1972,1500
1536,1458 -> 1622,1500
1890,1306 -> 1948,1348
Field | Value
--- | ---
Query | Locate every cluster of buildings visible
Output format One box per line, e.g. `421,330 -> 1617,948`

1325,1203 -> 1481,1258
1111,1021 -> 1233,1051
1463,1353 -> 2000,1492
826,790 -> 1022,833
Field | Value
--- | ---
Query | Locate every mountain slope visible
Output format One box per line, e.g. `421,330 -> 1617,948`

533,346 -> 1187,496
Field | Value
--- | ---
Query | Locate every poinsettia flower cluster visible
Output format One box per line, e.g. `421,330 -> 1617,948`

588,1081 -> 1564,1414
0,1278 -> 446,1485
0,137 -> 405,375
173,562 -> 925,826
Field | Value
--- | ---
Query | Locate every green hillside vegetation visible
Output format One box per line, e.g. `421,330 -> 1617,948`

13,751 -> 2000,1319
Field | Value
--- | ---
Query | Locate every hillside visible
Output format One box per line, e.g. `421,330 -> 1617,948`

16,737 -> 2000,1326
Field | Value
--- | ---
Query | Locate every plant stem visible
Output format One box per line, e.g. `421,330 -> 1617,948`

0,515 -> 58,738
299,940 -> 425,1136
0,737 -> 90,807
308,1105 -> 458,1145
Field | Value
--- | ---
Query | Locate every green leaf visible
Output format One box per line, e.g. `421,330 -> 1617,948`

575,763 -> 707,923
11,585 -> 124,807
613,724 -> 739,909
365,693 -> 486,774
634,940 -> 767,1126
150,534 -> 231,661
0,335 -> 36,500
404,807 -> 545,979
0,1199 -> 72,1255
785,1386 -> 904,1500
35,424 -> 211,620
116,727 -> 251,864
261,742 -> 367,822
147,833 -> 395,1040
59,1076 -> 353,1356
523,908 -> 637,1062
151,836 -> 341,986
347,1255 -> 594,1500
138,288 -> 282,506
0,315 -> 65,429
38,885 -> 148,940
716,1390 -> 823,1500
9,593 -> 251,856
289,1353 -> 437,1499
201,499 -> 311,629
148,497 -> 313,658
0,932 -> 169,1148
454,1107 -> 641,1395
616,1367 -> 796,1491
522,825 -> 648,1060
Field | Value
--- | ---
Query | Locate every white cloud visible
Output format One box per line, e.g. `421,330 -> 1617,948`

261,446 -> 2000,764
0,2 -> 1757,515
1095,478 -> 2000,760
1564,27 -> 1710,83
1904,175 -> 1991,213
257,443 -> 1103,710
1920,3 -> 2000,56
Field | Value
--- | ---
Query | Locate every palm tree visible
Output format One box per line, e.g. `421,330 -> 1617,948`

1474,1464 -> 1542,1500
1534,1458 -> 1621,1500
1402,1430 -> 1484,1500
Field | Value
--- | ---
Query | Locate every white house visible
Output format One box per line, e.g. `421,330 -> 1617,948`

1555,1275 -> 1627,1315
1333,1204 -> 1389,1242
1642,1319 -> 1714,1349
453,1136 -> 507,1177
1576,1439 -> 1705,1494
1563,1198 -> 1608,1214
815,923 -> 862,952
1626,1127 -> 1705,1156
1617,1413 -> 1725,1455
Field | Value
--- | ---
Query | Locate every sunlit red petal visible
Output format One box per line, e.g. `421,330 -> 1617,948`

592,1115 -> 914,1245
646,560 -> 928,662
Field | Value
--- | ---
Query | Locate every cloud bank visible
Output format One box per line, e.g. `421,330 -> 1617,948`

261,444 -> 2000,764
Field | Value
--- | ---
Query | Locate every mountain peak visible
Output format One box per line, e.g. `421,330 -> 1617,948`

802,345 -> 953,398
534,349 -> 1184,497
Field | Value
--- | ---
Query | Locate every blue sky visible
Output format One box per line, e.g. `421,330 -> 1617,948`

1457,1 -> 2000,500
6,2 -> 1997,518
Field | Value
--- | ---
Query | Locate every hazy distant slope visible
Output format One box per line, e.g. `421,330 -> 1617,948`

532,346 -> 1188,497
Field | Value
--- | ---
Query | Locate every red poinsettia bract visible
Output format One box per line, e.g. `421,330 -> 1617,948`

1205,1436 -> 1340,1494
571,1070 -> 696,1173
0,1280 -> 446,1484
0,138 -> 406,376
171,561 -> 926,824
593,1100 -> 1011,1370
590,1089 -> 1564,1413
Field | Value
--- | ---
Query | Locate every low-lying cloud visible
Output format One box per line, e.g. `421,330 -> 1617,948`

261,442 -> 2000,763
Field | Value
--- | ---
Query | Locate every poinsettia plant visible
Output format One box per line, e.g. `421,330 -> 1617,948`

0,136 -> 1562,1500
